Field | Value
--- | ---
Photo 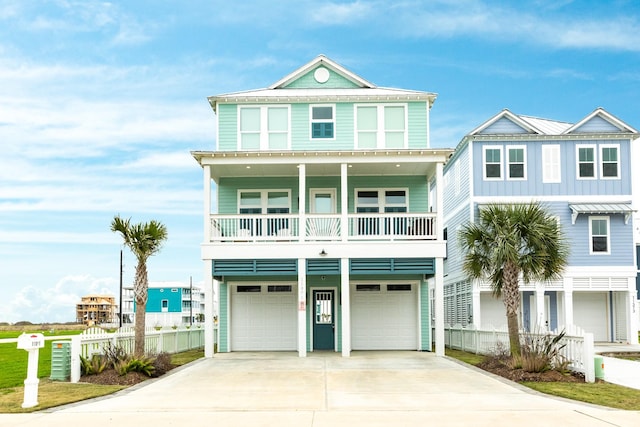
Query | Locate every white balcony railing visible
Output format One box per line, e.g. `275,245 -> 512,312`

209,213 -> 437,243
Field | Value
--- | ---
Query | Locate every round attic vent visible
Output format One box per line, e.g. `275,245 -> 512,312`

314,67 -> 330,83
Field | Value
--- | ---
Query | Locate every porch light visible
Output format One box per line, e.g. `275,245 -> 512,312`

319,249 -> 327,256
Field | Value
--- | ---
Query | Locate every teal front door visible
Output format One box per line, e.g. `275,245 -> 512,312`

313,290 -> 335,350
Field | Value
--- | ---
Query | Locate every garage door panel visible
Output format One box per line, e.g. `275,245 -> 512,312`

573,292 -> 608,342
231,285 -> 297,351
351,283 -> 418,350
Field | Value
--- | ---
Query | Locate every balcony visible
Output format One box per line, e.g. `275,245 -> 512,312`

209,213 -> 437,243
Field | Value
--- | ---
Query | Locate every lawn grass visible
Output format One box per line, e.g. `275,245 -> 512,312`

0,330 -> 83,389
0,348 -> 204,413
523,381 -> 640,411
446,348 -> 640,410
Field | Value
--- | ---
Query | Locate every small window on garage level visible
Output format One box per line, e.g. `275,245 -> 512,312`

356,284 -> 381,291
268,285 -> 292,292
387,284 -> 412,291
237,285 -> 262,293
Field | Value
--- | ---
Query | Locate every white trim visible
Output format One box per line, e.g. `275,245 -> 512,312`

354,103 -> 408,149
600,143 -> 620,180
482,145 -> 503,180
472,195 -> 633,204
354,188 -> 409,213
237,105 -> 291,150
237,189 -> 292,214
576,144 -> 597,180
309,188 -> 337,214
309,104 -> 336,141
308,285 -> 338,352
541,144 -> 561,183
589,216 -> 610,255
506,145 -> 527,181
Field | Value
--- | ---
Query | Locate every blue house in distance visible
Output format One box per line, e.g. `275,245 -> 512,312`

442,108 -> 639,343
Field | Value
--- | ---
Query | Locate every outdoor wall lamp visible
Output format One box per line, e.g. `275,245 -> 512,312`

319,249 -> 327,256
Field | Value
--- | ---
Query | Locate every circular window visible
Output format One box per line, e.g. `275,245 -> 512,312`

314,67 -> 330,83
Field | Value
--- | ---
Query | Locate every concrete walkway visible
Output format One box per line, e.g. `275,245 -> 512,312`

2,351 -> 639,427
595,343 -> 640,390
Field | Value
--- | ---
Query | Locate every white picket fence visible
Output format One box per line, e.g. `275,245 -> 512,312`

66,326 -> 204,383
444,324 -> 595,382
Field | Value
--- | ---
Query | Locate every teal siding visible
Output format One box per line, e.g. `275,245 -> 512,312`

283,67 -> 360,89
217,104 -> 238,151
219,283 -> 228,352
307,258 -> 341,275
407,102 -> 429,149
420,281 -> 431,351
144,288 -> 182,313
348,176 -> 429,212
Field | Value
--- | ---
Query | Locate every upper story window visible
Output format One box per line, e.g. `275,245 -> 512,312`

507,146 -> 526,180
542,145 -> 561,183
355,189 -> 407,213
589,216 -> 609,254
356,104 -> 407,149
310,105 -> 335,139
577,145 -> 596,179
239,190 -> 290,214
600,144 -> 619,179
239,106 -> 290,150
483,146 -> 502,180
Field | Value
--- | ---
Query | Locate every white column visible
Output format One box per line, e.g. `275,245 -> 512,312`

204,260 -> 215,358
298,258 -> 307,357
434,257 -> 445,356
299,163 -> 306,242
435,162 -> 444,241
563,277 -> 574,332
203,164 -> 211,241
628,286 -> 639,344
341,163 -> 348,242
472,282 -> 481,328
341,257 -> 351,357
535,284 -> 545,330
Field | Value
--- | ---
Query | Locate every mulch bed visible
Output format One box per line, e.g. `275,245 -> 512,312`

476,357 -> 584,383
79,369 -> 151,386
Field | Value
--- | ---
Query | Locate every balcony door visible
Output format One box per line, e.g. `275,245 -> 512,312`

355,189 -> 407,235
309,189 -> 338,238
238,190 -> 290,236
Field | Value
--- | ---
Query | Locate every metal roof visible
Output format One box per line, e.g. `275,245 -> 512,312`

569,202 -> 635,224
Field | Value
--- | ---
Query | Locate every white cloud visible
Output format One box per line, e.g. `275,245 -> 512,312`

6,275 -> 118,324
312,1 -> 373,25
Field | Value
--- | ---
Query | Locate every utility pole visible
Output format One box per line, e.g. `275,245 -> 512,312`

119,249 -> 123,328
189,276 -> 193,326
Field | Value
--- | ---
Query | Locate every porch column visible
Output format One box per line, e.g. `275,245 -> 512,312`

298,258 -> 307,357
299,163 -> 306,242
434,257 -> 445,356
535,284 -> 545,331
341,257 -> 351,357
340,163 -> 348,242
472,282 -> 481,328
204,260 -> 215,358
628,284 -> 639,344
203,164 -> 211,241
563,278 -> 574,332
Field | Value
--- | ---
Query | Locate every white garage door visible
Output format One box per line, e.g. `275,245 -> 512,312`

351,283 -> 418,350
230,284 -> 297,351
573,292 -> 609,341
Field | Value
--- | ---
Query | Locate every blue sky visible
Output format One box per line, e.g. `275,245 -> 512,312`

1,0 -> 639,323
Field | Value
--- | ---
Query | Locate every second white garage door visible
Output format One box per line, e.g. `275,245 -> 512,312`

230,284 -> 297,351
573,292 -> 609,342
351,282 -> 418,350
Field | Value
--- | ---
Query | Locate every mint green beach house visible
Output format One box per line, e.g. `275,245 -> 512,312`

192,55 -> 452,357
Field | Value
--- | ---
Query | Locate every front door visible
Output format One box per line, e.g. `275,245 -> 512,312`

313,290 -> 335,350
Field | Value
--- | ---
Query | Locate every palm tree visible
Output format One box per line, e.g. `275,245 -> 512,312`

459,202 -> 569,357
111,215 -> 168,355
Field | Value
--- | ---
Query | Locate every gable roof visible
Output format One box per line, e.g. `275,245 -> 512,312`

207,55 -> 437,112
269,54 -> 375,89
563,107 -> 638,134
468,109 -> 545,135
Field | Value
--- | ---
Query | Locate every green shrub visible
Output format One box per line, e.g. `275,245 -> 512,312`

103,343 -> 129,368
516,329 -> 567,373
151,352 -> 173,377
115,355 -> 156,377
80,354 -> 107,375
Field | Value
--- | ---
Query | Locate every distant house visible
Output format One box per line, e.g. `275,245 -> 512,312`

76,295 -> 117,326
192,55 -> 451,357
122,282 -> 205,327
442,108 -> 639,343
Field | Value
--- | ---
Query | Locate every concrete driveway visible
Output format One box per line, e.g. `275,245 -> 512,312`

2,351 -> 639,427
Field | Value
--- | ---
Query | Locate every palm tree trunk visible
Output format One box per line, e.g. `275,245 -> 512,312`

133,261 -> 148,356
502,260 -> 522,357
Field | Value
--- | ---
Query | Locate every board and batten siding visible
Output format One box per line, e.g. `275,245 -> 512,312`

219,282 -> 228,352
443,143 -> 471,214
442,204 -> 472,282
478,117 -> 531,134
573,116 -> 621,133
472,139 -> 632,198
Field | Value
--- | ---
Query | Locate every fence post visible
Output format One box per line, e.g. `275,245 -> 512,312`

70,336 -> 81,383
583,332 -> 595,383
